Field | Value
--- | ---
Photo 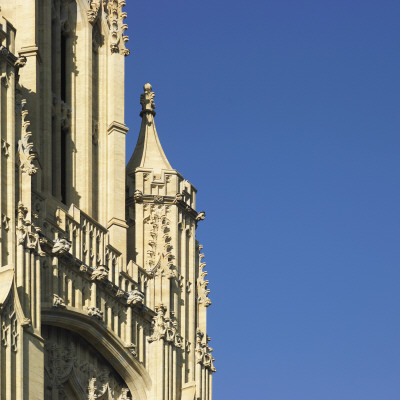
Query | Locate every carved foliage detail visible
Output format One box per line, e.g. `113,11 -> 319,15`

144,206 -> 174,278
197,245 -> 211,307
18,100 -> 37,175
106,0 -> 129,55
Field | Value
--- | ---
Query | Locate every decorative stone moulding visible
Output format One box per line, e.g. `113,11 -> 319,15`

195,329 -> 216,372
197,245 -> 212,307
18,100 -> 38,175
106,0 -> 130,55
148,304 -> 183,348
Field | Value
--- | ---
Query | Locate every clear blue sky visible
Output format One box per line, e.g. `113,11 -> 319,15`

124,1 -> 400,398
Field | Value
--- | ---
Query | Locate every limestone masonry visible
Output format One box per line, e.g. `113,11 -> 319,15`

0,1 -> 214,399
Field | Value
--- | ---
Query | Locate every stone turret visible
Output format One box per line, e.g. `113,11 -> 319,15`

126,84 -> 214,399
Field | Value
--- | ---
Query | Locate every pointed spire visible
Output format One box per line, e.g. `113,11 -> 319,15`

127,83 -> 172,174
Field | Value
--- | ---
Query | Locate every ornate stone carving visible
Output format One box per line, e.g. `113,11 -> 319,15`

106,0 -> 129,55
195,329 -> 216,372
87,306 -> 103,320
173,193 -> 183,204
91,265 -> 109,281
1,302 -> 19,352
196,211 -> 206,222
148,305 -> 183,348
134,189 -> 143,202
2,213 -> 9,231
18,100 -> 37,175
16,202 -> 44,255
144,206 -> 174,278
154,195 -> 163,203
124,342 -> 137,357
52,238 -> 71,255
197,245 -> 211,307
14,55 -> 27,69
44,327 -> 131,399
126,289 -> 144,306
1,138 -> 9,156
87,0 -> 101,24
53,294 -> 66,308
60,100 -> 71,131
140,83 -> 155,117
147,304 -> 166,342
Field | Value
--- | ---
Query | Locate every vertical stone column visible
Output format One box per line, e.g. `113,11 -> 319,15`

107,121 -> 129,260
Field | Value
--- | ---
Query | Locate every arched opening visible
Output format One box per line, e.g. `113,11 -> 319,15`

42,309 -> 151,400
43,325 -> 133,399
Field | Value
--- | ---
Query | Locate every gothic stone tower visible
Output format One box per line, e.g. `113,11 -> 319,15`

0,1 -> 214,399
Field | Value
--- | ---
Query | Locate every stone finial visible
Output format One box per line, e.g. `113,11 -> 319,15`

140,83 -> 156,116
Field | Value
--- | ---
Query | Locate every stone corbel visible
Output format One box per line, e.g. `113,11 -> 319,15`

87,0 -> 101,24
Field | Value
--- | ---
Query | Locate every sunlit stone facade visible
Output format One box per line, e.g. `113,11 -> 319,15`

0,2 -> 214,399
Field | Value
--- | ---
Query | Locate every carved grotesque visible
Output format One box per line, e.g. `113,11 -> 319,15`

127,289 -> 144,306
91,265 -> 109,281
52,238 -> 71,255
133,189 -> 143,202
196,211 -> 206,222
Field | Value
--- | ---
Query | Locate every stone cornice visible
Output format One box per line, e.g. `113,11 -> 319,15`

128,193 -> 200,220
107,120 -> 129,135
18,45 -> 42,63
107,216 -> 129,230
